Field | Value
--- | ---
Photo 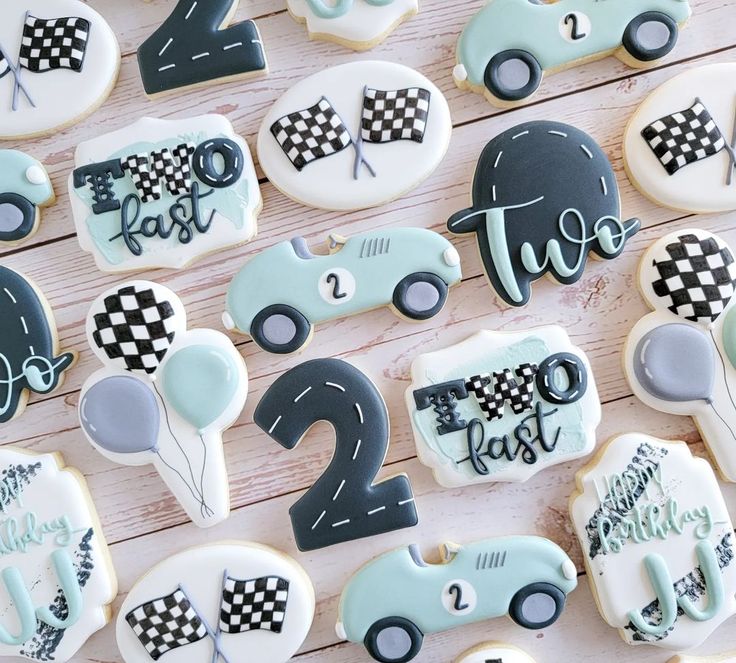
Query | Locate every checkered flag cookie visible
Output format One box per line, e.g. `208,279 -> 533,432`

219,575 -> 290,634
126,589 -> 208,661
465,364 -> 538,422
92,284 -> 178,374
641,98 -> 726,176
270,98 -> 353,172
19,15 -> 91,73
652,233 -> 736,324
361,87 -> 431,144
121,143 -> 195,203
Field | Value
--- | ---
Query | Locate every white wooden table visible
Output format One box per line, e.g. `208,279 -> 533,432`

3,0 -> 736,661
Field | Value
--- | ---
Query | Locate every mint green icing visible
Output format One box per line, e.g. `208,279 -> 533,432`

678,540 -> 724,622
628,553 -> 679,636
0,150 -> 52,205
306,0 -> 396,19
0,567 -> 36,645
722,306 -> 736,369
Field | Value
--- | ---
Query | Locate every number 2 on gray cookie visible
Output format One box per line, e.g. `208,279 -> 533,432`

254,358 -> 418,551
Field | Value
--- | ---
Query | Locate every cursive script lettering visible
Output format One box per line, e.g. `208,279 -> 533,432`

0,512 -> 84,555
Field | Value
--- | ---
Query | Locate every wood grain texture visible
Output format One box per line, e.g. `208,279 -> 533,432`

2,0 -> 736,660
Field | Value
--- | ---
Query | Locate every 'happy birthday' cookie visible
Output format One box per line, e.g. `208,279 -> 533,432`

456,643 -> 537,663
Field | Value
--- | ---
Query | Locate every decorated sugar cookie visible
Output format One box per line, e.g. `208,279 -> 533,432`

117,542 -> 314,663
624,229 -> 736,481
406,327 -> 600,488
448,121 -> 640,307
454,0 -> 691,107
624,63 -> 736,214
0,447 -> 117,661
224,228 -> 461,354
257,60 -> 452,211
69,115 -> 261,272
0,0 -> 120,139
336,536 -> 577,662
570,433 -> 736,651
254,358 -> 418,551
79,281 -> 248,528
286,0 -> 419,51
670,655 -> 736,663
0,266 -> 75,424
138,0 -> 268,97
0,150 -> 54,245
456,643 -> 537,663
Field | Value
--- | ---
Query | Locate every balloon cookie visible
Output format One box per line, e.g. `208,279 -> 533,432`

79,281 -> 248,528
254,358 -> 418,551
448,120 -> 640,307
117,542 -> 314,663
336,536 -> 577,663
0,0 -> 120,139
223,228 -> 461,354
624,229 -> 736,481
406,327 -> 600,488
69,114 -> 261,272
286,0 -> 419,51
257,60 -> 452,211
456,643 -> 537,663
0,266 -> 75,424
624,63 -> 736,214
0,150 -> 54,245
570,433 -> 736,651
454,0 -> 691,107
0,446 -> 117,661
138,0 -> 268,97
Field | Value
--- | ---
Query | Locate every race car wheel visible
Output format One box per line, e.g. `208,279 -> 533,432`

250,304 -> 312,354
484,49 -> 543,102
0,192 -> 35,242
364,617 -> 424,663
392,273 -> 448,321
622,12 -> 679,63
509,582 -> 566,629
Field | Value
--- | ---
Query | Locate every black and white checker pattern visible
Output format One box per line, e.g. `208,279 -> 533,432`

219,575 -> 290,634
125,589 -> 208,661
270,98 -> 352,172
641,98 -> 726,176
92,284 -> 177,374
0,51 -> 9,79
19,15 -> 90,73
652,233 -> 736,323
361,87 -> 431,144
121,143 -> 195,203
465,363 -> 538,422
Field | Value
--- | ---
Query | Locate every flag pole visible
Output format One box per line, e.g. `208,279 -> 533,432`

726,97 -> 736,186
0,39 -> 33,111
352,86 -> 377,180
10,11 -> 35,110
178,584 -> 232,663
210,570 -> 228,663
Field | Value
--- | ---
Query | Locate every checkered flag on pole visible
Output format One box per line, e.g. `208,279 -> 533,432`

361,87 -> 431,144
465,364 -> 538,422
121,143 -> 196,203
651,233 -> 736,324
219,575 -> 290,634
19,15 -> 91,73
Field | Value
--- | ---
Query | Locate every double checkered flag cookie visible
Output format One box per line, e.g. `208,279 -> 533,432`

361,87 -> 431,144
122,143 -> 196,203
465,364 -> 538,422
219,575 -> 290,634
19,14 -> 91,73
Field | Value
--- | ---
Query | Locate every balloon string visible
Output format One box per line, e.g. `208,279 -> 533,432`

154,449 -> 208,507
709,402 -> 736,441
709,328 -> 736,411
198,435 -> 208,517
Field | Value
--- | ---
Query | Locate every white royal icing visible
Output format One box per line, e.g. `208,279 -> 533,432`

456,643 -> 537,663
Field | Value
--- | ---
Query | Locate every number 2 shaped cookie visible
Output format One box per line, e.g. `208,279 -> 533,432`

254,358 -> 418,551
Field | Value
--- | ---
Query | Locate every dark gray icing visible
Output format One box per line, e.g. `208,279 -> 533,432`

0,193 -> 35,241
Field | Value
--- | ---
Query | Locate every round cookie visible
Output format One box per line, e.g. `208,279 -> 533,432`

0,446 -> 117,661
257,60 -> 452,211
456,643 -> 537,663
0,0 -> 120,140
623,63 -> 736,214
286,0 -> 419,51
570,432 -> 736,651
447,120 -> 640,308
117,542 -> 315,663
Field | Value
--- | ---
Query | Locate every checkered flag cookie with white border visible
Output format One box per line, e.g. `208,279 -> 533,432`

19,15 -> 91,73
651,233 -> 736,324
270,98 -> 352,172
465,364 -> 538,422
91,284 -> 178,374
219,575 -> 290,634
641,98 -> 726,176
361,87 -> 431,144
125,589 -> 208,661
121,143 -> 195,203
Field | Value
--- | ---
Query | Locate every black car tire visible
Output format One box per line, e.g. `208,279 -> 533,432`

250,304 -> 312,354
509,582 -> 566,629
364,617 -> 424,663
484,49 -> 543,102
0,192 -> 35,242
392,273 -> 448,321
622,11 -> 679,63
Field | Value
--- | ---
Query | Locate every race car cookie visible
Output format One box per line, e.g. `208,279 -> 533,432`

448,120 -> 640,307
0,0 -> 120,139
69,115 -> 261,272
456,643 -> 537,663
624,229 -> 736,482
454,0 -> 691,107
117,542 -> 314,663
0,446 -> 117,662
406,326 -> 600,488
223,228 -> 461,354
79,281 -> 248,528
257,60 -> 452,211
336,536 -> 577,662
286,0 -> 419,51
